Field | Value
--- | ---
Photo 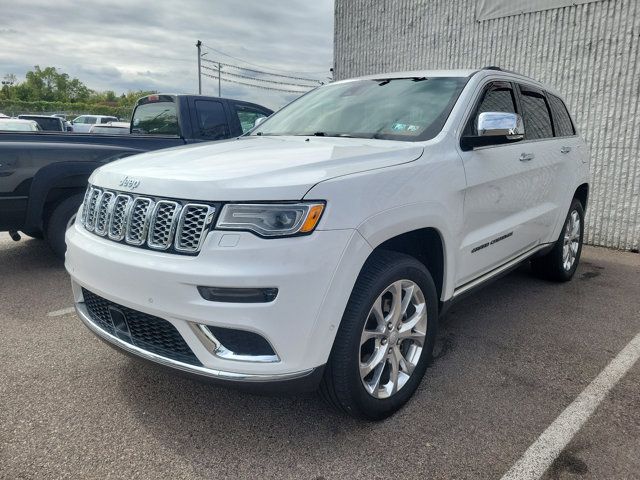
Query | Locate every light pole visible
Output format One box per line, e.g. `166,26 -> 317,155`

196,40 -> 202,94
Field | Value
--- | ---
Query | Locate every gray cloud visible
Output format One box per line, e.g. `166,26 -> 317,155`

0,0 -> 334,110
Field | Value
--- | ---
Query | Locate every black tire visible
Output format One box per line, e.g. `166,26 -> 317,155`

531,198 -> 585,282
21,230 -> 44,240
45,194 -> 84,260
320,250 -> 438,420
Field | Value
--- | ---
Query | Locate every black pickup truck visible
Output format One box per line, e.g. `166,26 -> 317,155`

0,94 -> 272,257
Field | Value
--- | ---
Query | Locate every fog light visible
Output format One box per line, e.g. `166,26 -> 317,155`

197,286 -> 278,303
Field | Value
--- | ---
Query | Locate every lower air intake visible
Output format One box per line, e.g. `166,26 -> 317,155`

82,288 -> 201,366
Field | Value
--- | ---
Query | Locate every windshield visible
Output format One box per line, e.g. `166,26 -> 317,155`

252,77 -> 468,141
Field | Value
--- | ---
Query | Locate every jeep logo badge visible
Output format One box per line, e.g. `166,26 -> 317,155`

118,176 -> 140,190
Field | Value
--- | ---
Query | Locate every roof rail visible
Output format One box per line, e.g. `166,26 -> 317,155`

482,65 -> 503,71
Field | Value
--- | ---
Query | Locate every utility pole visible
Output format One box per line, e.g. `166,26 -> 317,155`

196,40 -> 202,94
218,62 -> 221,97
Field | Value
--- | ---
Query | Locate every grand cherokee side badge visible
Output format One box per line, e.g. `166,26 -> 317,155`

119,176 -> 140,190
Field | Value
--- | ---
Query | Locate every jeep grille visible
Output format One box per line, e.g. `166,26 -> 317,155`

79,185 -> 216,255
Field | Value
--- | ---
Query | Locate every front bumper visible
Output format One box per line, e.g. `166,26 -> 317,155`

75,302 -> 324,390
66,223 -> 372,382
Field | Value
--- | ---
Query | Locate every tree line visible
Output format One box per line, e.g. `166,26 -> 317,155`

0,66 -> 155,118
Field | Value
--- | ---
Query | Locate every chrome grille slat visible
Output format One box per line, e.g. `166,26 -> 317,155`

94,191 -> 115,236
80,187 -> 92,225
80,185 -> 215,255
125,197 -> 154,246
108,194 -> 132,241
148,201 -> 181,250
175,204 -> 214,253
84,187 -> 102,232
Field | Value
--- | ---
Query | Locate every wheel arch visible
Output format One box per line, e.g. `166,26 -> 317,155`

355,203 -> 456,303
24,161 -> 100,231
373,227 -> 446,303
574,183 -> 589,211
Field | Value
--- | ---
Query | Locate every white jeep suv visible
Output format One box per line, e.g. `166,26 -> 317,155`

65,67 -> 589,419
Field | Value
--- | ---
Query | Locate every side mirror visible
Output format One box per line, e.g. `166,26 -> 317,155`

254,116 -> 266,128
461,112 -> 524,150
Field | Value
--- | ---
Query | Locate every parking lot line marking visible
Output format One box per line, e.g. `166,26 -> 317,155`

500,330 -> 640,480
47,307 -> 75,317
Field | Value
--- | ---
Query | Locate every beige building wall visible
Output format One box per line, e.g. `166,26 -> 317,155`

334,0 -> 640,250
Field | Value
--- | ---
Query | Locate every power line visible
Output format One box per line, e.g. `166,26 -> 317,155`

201,57 -> 322,84
201,72 -> 310,94
200,43 -> 328,77
201,64 -> 315,89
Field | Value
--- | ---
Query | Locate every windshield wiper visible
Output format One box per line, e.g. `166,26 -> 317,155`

295,132 -> 360,138
378,76 -> 428,86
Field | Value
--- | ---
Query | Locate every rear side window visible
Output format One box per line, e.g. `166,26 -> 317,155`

234,104 -> 268,134
195,100 -> 229,139
464,82 -> 517,136
131,101 -> 179,135
547,94 -> 575,137
519,88 -> 553,140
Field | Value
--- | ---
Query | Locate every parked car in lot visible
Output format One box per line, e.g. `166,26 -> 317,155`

65,67 -> 590,419
18,114 -> 67,132
0,118 -> 41,131
70,115 -> 119,133
88,121 -> 131,135
0,94 -> 272,257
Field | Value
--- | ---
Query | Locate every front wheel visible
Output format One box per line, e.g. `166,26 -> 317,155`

320,250 -> 438,420
531,198 -> 585,281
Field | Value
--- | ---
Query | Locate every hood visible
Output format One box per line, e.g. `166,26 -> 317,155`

90,136 -> 423,201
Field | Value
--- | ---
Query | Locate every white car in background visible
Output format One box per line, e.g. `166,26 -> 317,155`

71,115 -> 119,133
0,118 -> 41,131
89,122 -> 131,135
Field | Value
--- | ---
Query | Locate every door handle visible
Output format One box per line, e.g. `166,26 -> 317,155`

519,153 -> 535,162
560,146 -> 572,154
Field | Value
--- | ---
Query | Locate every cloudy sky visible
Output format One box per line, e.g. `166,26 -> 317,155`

0,0 -> 334,110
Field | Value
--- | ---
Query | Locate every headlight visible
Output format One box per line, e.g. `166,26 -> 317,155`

216,202 -> 325,237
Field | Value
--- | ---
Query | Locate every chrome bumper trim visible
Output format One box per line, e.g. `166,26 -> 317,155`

75,303 -> 315,383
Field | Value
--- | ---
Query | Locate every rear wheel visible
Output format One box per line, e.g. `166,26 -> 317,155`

531,198 -> 584,281
45,194 -> 84,260
320,250 -> 438,420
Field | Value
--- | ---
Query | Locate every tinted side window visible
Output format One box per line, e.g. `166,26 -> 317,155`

86,116 -> 98,124
195,100 -> 229,139
547,94 -> 575,137
464,82 -> 517,136
234,104 -> 268,134
519,89 -> 553,140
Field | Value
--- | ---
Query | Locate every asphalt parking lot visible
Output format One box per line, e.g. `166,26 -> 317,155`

1,232 -> 639,480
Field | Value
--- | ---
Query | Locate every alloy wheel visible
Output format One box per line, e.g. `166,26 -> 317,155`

359,280 -> 427,399
562,209 -> 581,271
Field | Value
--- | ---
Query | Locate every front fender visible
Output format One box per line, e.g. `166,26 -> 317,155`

355,202 -> 456,300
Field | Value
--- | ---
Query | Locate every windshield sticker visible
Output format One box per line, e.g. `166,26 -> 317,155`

391,123 -> 421,132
